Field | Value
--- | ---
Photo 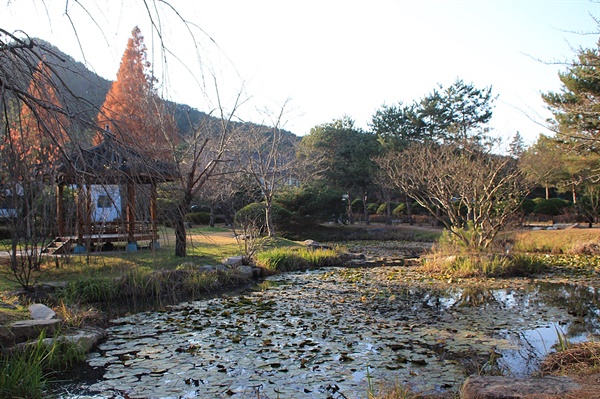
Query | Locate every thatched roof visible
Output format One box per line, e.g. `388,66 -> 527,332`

57,133 -> 179,185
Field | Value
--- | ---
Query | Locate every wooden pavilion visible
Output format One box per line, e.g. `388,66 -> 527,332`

47,132 -> 178,254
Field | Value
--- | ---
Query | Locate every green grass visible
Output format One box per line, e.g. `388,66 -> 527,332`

0,331 -> 87,399
0,226 -> 245,319
255,247 -> 341,272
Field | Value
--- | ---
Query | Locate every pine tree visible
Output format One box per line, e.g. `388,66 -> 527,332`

542,40 -> 600,149
508,132 -> 525,158
96,26 -> 177,157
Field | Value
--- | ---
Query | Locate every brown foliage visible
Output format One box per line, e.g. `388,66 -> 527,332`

95,26 -> 178,158
1,60 -> 69,178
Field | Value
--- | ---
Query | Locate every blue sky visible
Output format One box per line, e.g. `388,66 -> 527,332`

3,0 -> 600,145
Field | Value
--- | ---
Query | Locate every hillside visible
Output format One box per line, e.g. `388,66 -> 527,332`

1,37 -> 298,144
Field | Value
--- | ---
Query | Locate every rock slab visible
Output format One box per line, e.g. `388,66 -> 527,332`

29,303 -> 56,320
462,375 -> 582,399
10,319 -> 62,343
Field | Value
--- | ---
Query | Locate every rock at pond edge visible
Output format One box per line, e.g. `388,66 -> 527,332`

462,375 -> 582,399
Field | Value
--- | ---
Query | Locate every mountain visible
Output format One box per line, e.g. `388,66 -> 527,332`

15,39 -> 298,143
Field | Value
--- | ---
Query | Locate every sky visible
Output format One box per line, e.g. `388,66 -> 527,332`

3,0 -> 600,145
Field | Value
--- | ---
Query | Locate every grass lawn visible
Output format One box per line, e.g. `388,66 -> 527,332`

0,226 -> 243,315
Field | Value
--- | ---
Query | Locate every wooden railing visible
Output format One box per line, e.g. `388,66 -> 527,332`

90,221 -> 156,235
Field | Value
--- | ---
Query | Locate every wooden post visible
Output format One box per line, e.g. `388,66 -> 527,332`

150,183 -> 158,235
56,184 -> 65,237
76,184 -> 83,244
85,185 -> 92,249
126,181 -> 136,244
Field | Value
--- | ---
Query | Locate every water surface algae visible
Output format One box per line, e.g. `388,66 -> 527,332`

65,266 -> 598,399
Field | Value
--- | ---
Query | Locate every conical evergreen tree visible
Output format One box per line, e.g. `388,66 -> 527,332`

543,40 -> 600,148
96,26 -> 177,158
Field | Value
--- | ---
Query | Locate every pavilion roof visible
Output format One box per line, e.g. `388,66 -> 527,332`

57,133 -> 179,185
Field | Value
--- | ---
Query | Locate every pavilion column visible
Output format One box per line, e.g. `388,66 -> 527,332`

85,185 -> 92,249
76,184 -> 83,243
56,184 -> 65,237
150,183 -> 158,233
126,181 -> 137,250
149,183 -> 160,250
73,183 -> 87,253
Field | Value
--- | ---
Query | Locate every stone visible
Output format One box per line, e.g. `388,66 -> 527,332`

42,326 -> 106,353
236,265 -> 255,279
222,256 -> 244,267
303,239 -> 332,251
462,375 -> 582,399
0,325 -> 16,346
10,319 -> 62,343
29,303 -> 56,320
214,264 -> 229,272
0,301 -> 17,309
177,262 -> 197,270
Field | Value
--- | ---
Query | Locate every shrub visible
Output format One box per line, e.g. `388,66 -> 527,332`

185,212 -> 211,225
0,224 -> 11,239
235,202 -> 292,233
367,203 -> 380,214
274,183 -> 345,226
520,198 -> 536,215
376,203 -> 397,215
351,198 -> 363,214
533,198 -> 571,216
392,203 -> 406,217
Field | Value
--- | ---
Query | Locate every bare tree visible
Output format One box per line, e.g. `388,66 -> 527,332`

232,105 -> 297,238
377,140 -> 531,249
170,100 -> 243,257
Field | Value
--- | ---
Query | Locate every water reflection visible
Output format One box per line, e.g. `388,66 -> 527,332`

55,268 -> 599,399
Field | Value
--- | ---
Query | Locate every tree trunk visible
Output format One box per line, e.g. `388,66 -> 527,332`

347,192 -> 354,224
175,196 -> 192,257
265,201 -> 276,238
209,205 -> 215,228
174,217 -> 187,257
406,199 -> 413,225
363,191 -> 370,225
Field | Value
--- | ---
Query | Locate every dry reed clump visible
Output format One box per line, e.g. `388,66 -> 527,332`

541,342 -> 600,375
569,241 -> 600,255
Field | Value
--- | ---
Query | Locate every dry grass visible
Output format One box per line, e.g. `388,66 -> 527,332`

541,342 -> 600,375
508,228 -> 600,254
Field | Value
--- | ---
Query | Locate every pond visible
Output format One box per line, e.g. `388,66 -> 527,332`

57,266 -> 600,399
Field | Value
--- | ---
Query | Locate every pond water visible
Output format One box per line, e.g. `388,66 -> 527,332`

57,266 -> 600,399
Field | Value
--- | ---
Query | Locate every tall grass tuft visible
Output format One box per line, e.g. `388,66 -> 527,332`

422,253 -> 547,278
0,331 -> 87,399
255,247 -> 341,272
55,268 -> 252,307
56,278 -> 118,304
